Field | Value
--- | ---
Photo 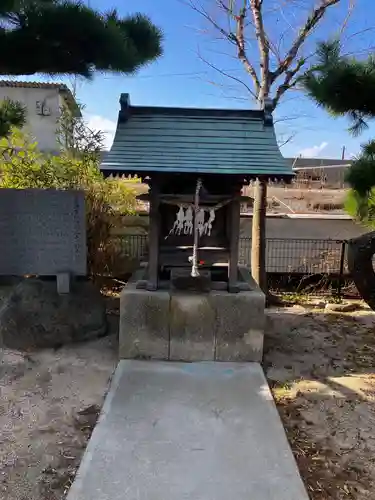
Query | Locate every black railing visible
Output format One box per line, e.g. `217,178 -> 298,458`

116,234 -> 354,297
117,233 -> 149,260
239,237 -> 347,274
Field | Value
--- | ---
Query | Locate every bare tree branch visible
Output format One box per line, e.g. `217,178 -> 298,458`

230,1 -> 261,95
249,0 -> 270,104
278,133 -> 297,149
270,0 -> 341,85
189,0 -> 261,97
265,35 -> 282,66
189,0 -> 361,118
273,114 -> 309,125
341,26 -> 375,48
198,51 -> 258,100
338,0 -> 356,36
272,57 -> 306,108
187,0 -> 237,45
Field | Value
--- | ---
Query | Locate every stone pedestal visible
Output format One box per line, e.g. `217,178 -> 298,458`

170,294 -> 216,361
120,288 -> 170,360
120,266 -> 265,362
213,290 -> 264,361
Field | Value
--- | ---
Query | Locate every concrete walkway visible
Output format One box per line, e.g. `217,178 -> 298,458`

67,361 -> 309,500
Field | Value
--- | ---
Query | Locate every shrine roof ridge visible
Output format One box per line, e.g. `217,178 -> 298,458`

101,93 -> 294,181
118,94 -> 266,122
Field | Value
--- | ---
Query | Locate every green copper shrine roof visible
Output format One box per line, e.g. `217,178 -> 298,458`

100,94 -> 293,180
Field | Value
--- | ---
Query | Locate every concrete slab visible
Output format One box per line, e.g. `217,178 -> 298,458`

67,361 -> 308,500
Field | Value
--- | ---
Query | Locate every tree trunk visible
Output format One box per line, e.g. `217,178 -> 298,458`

251,179 -> 267,293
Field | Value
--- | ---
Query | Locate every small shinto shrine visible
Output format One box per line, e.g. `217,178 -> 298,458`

101,94 -> 293,362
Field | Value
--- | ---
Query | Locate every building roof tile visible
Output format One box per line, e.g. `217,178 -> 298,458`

0,80 -> 80,116
101,93 -> 293,181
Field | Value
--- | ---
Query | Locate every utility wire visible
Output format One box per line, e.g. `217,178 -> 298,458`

102,68 -> 242,79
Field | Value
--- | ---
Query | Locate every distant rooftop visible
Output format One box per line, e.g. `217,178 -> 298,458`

101,93 -> 293,181
0,80 -> 80,116
288,157 -> 351,169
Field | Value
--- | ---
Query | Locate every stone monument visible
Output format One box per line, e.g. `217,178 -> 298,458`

101,94 -> 293,361
0,188 -> 108,350
0,188 -> 86,293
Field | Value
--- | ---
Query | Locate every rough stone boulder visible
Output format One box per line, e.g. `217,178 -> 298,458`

347,231 -> 375,311
0,279 -> 107,350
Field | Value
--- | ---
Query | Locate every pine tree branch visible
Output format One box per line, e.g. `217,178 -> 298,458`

0,1 -> 163,77
303,40 -> 375,135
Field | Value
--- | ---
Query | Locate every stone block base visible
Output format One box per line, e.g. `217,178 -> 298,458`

120,288 -> 170,360
170,294 -> 216,361
120,269 -> 265,362
213,290 -> 265,361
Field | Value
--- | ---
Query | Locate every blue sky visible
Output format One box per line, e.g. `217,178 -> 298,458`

23,0 -> 375,157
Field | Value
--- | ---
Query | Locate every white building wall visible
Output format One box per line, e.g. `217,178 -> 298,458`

0,86 -> 61,152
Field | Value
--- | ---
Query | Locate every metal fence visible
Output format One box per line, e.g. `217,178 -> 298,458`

238,237 -> 347,274
117,234 -> 354,297
118,233 -> 149,261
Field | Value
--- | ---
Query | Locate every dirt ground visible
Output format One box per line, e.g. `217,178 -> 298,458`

265,304 -> 375,500
0,291 -> 119,500
1,290 -> 375,499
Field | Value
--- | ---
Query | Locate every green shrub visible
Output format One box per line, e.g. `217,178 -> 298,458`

345,188 -> 375,228
0,128 -> 137,277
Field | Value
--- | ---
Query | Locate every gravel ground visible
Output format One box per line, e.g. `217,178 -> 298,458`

265,304 -> 375,499
1,290 -> 375,500
0,285 -> 119,500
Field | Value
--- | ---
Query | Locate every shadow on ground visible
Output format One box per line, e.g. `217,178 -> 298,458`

2,284 -> 375,500
264,306 -> 375,500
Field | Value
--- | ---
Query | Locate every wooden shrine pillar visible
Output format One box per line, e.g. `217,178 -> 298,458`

251,179 -> 267,293
147,179 -> 160,291
228,195 -> 241,293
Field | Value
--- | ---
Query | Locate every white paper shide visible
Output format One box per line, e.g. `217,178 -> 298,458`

170,205 -> 215,237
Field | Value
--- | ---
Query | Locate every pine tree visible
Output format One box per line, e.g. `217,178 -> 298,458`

304,41 -> 375,136
0,0 -> 163,136
304,41 -> 375,205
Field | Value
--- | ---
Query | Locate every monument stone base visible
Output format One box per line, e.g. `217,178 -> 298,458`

120,266 -> 265,362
